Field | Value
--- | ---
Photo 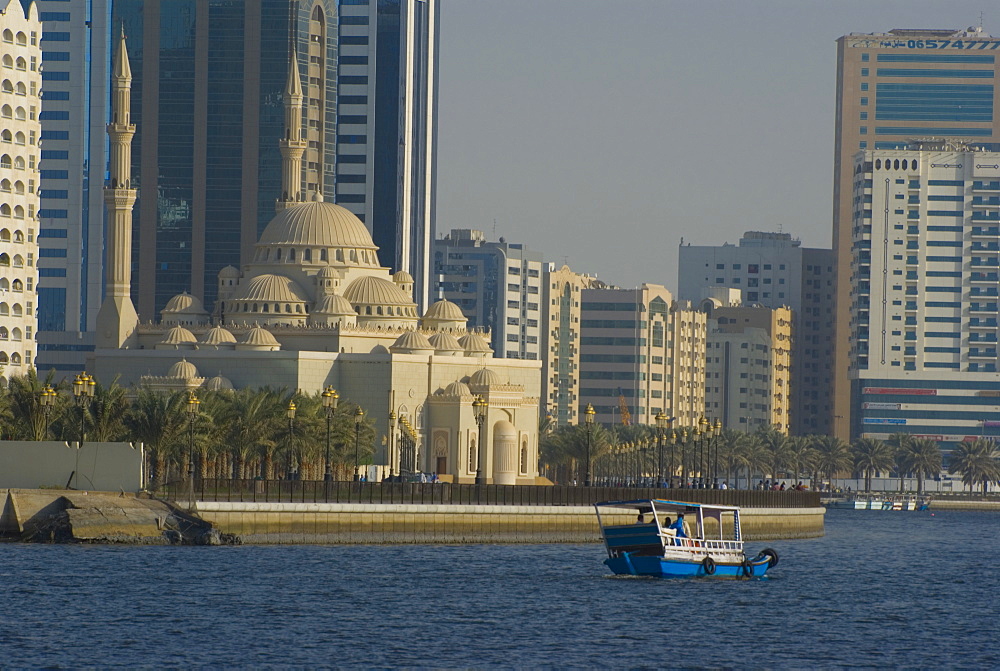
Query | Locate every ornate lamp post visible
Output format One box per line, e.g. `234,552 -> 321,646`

186,391 -> 200,504
667,430 -> 677,488
388,411 -> 397,480
583,403 -> 595,486
321,387 -> 338,482
692,427 -> 702,488
679,428 -> 688,488
654,412 -> 667,488
39,384 -> 56,439
474,395 -> 488,484
712,419 -> 722,489
286,400 -> 297,480
697,416 -> 709,488
353,406 -> 364,481
72,373 -> 96,489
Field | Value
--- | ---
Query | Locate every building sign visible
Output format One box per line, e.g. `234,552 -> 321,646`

863,387 -> 937,396
862,418 -> 907,425
863,402 -> 902,410
850,38 -> 1000,50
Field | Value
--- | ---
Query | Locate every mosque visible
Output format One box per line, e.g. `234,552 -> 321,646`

88,34 -> 542,484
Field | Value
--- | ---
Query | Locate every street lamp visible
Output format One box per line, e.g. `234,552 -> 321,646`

655,412 -> 668,488
388,411 -> 397,480
474,395 -> 488,484
712,419 -> 722,489
39,384 -> 56,439
186,391 -> 200,505
679,428 -> 689,488
321,386 -> 338,482
583,403 -> 596,486
286,400 -> 297,480
698,416 -> 709,488
353,406 -> 364,481
667,429 -> 677,489
72,372 -> 96,489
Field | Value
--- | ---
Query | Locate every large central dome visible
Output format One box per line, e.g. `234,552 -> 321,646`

258,201 -> 378,250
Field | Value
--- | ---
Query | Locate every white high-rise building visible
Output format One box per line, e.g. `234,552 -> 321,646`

0,0 -> 41,378
850,140 -> 1000,444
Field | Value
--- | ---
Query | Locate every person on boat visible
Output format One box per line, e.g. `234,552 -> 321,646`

668,514 -> 688,538
635,512 -> 645,524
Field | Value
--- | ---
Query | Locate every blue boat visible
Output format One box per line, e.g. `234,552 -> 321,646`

594,499 -> 779,579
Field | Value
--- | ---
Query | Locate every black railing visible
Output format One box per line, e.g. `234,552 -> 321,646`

162,479 -> 820,509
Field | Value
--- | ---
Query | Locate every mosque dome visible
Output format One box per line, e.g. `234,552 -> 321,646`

469,368 -> 503,388
239,326 -> 281,348
230,273 -> 310,303
162,292 -> 206,314
167,359 -> 200,379
458,332 -> 492,354
257,201 -> 378,250
204,374 -> 235,391
343,275 -> 414,307
423,299 -> 465,322
200,326 -> 237,345
392,270 -> 414,284
316,266 -> 339,279
219,265 -> 241,279
313,294 -> 355,315
390,330 -> 434,353
428,332 -> 462,354
441,380 -> 472,397
159,326 -> 197,346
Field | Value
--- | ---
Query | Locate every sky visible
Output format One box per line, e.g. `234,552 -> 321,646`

435,0 -> 993,291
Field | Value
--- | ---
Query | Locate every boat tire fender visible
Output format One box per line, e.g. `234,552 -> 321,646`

702,556 -> 716,576
761,548 -> 779,569
741,558 -> 754,577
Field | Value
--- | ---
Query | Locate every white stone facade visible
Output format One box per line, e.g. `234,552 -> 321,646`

0,1 -> 40,378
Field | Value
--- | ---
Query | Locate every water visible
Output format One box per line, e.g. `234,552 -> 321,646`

2,510 -> 998,668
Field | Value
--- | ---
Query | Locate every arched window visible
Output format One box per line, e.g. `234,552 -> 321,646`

320,249 -> 327,262
875,159 -> 881,170
1,80 -> 12,93
0,302 -> 8,315
350,250 -> 357,262
15,82 -> 25,96
12,255 -> 23,267
387,306 -> 394,316
0,278 -> 8,290
336,249 -> 343,262
0,130 -> 9,143
520,439 -> 529,474
0,180 -> 9,192
365,306 -> 372,315
2,31 -> 12,45
376,306 -> 383,315
11,328 -> 20,341
276,248 -> 282,260
15,33 -> 26,46
15,57 -> 26,70
252,303 -> 258,312
0,154 -> 10,168
295,305 -> 302,313
13,181 -> 22,194
13,206 -> 23,219
13,156 -> 24,169
10,352 -> 21,365
262,303 -> 270,313
12,279 -> 22,292
0,205 -> 10,218
14,106 -> 25,120
0,352 -> 8,365
0,327 -> 7,340
13,230 -> 22,242
12,304 -> 22,317
0,106 -> 11,119
289,248 -> 296,261
468,437 -> 477,472
303,248 -> 311,262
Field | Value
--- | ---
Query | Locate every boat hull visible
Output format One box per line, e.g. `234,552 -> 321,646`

604,555 -> 772,579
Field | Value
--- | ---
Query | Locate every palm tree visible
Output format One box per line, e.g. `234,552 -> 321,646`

785,435 -> 817,488
812,435 -> 853,490
898,437 -> 942,494
125,388 -> 190,488
853,437 -> 894,492
4,369 -> 60,440
87,377 -> 130,442
948,439 -> 1000,496
757,428 -> 790,483
887,432 -> 913,492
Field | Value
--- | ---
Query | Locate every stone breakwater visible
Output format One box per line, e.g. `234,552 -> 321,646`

190,501 -> 826,545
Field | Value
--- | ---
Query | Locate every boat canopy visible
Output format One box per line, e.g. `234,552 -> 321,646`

595,498 -> 741,515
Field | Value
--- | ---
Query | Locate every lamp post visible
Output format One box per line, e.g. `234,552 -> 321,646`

474,395 -> 488,484
584,403 -> 595,486
353,406 -> 364,481
388,411 -> 397,480
712,419 -> 722,489
321,386 -> 338,482
72,373 -> 95,489
186,391 -> 199,505
697,416 -> 709,488
679,428 -> 688,488
286,400 -> 297,480
655,412 -> 667,488
667,430 -> 677,488
39,384 -> 56,439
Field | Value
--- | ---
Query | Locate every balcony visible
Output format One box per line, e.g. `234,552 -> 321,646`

969,333 -> 998,343
970,272 -> 1000,283
969,348 -> 998,358
973,196 -> 1000,207
968,318 -> 999,329
972,242 -> 1000,252
970,303 -> 1000,314
971,227 -> 1000,237
973,180 -> 1000,192
970,288 -> 1000,298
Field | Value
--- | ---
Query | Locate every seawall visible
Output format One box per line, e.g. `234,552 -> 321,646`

191,501 -> 826,545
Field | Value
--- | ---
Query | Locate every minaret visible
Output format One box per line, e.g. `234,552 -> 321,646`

95,29 -> 140,349
276,53 -> 306,212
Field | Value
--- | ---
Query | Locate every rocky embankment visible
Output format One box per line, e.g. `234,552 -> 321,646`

0,489 -> 238,545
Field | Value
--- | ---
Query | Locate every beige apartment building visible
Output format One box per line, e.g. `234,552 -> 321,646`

832,26 -> 1000,439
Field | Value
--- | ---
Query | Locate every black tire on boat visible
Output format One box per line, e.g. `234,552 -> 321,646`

761,548 -> 779,569
741,558 -> 754,577
702,556 -> 716,576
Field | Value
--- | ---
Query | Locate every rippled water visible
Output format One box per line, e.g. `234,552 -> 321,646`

2,510 -> 998,668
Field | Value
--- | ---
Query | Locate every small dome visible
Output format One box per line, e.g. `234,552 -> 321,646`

428,332 -> 462,352
257,201 -> 378,250
469,368 -> 503,387
219,265 -> 241,278
160,326 -> 197,345
204,374 -> 234,391
162,292 -> 207,314
167,359 -> 200,379
343,275 -> 415,307
230,273 -> 310,303
200,326 -> 237,345
390,330 -> 434,352
442,380 -> 472,396
392,270 -> 414,283
316,266 -> 339,279
458,332 -> 492,353
422,299 -> 465,322
314,294 -> 355,315
240,326 -> 281,347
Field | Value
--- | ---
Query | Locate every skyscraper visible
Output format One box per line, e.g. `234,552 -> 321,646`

849,141 -> 1000,445
833,26 -> 1000,439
